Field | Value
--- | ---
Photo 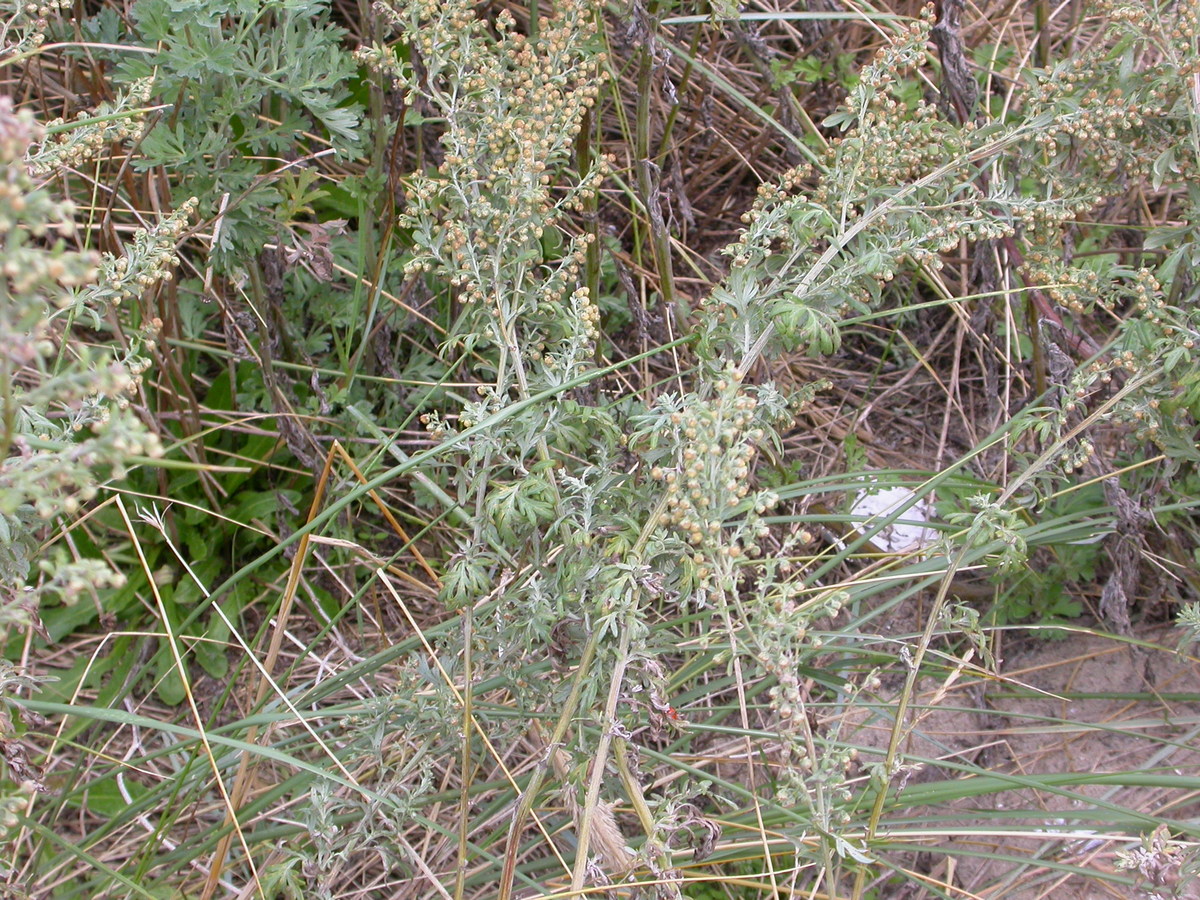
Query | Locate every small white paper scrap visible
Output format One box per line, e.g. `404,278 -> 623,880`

850,483 -> 936,553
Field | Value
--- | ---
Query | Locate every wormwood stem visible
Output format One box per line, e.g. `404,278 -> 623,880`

715,578 -> 783,896
612,738 -> 663,864
454,605 -> 472,900
634,0 -> 677,319
568,616 -> 632,893
497,625 -> 600,900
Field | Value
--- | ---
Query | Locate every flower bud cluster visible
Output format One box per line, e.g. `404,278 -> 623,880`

1042,264 -> 1200,456
710,8 -> 1032,359
640,369 -> 782,591
1001,2 -> 1200,462
1019,252 -> 1102,316
707,0 -> 1200,376
1,98 -> 96,328
760,586 -> 859,821
369,0 -> 610,426
0,97 -> 169,610
1104,271 -> 1200,444
419,410 -> 450,440
1022,2 -> 1192,184
27,80 -> 154,177
370,0 -> 606,290
76,197 -> 197,316
2,0 -> 69,57
36,553 -> 127,604
1007,0 -> 1200,259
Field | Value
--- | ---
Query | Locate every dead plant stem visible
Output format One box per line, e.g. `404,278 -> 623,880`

568,615 -> 632,894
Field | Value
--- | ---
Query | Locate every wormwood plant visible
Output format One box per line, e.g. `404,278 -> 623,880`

360,0 -> 613,612
689,2 -> 1200,892
352,0 -> 813,892
699,1 -> 1200,639
354,0 -> 1200,895
0,90 -> 195,855
0,97 -> 184,618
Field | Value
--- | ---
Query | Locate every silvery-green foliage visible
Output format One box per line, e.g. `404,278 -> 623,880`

0,98 -> 176,615
363,0 -> 629,652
